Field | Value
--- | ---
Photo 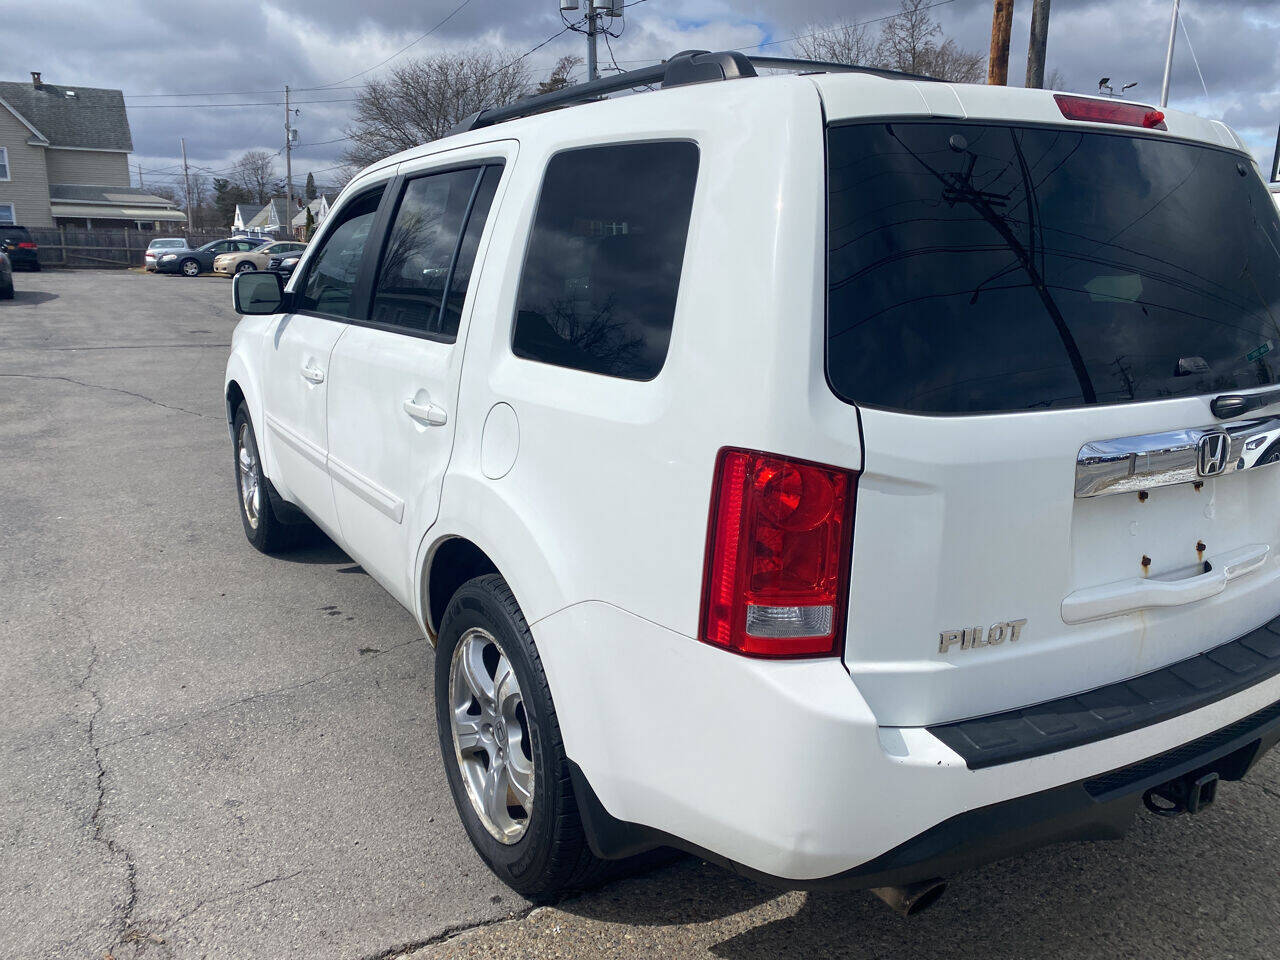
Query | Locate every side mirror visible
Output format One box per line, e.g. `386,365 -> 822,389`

233,270 -> 289,315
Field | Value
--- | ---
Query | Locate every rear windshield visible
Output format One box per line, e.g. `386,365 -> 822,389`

826,121 -> 1280,414
149,239 -> 185,249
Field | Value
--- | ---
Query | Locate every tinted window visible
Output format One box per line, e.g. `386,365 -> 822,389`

512,142 -> 699,380
370,167 -> 487,339
827,122 -> 1280,413
296,189 -> 383,319
441,166 -> 502,338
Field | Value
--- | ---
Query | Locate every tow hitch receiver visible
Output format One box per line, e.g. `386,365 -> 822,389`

1143,771 -> 1221,817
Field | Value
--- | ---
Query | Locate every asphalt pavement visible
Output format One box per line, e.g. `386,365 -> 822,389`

1,270 -> 1278,960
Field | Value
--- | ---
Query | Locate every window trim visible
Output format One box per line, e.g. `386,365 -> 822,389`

291,182 -> 392,324
353,158 -> 506,344
0,202 -> 15,225
508,137 -> 701,382
0,147 -> 9,182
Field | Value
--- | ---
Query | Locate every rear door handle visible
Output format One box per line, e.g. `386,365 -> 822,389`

1062,543 -> 1271,623
300,362 -> 325,384
403,397 -> 447,426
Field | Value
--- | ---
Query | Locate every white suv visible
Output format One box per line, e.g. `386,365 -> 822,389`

224,52 -> 1280,911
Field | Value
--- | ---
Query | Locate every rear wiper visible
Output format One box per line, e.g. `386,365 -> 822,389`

1211,386 -> 1280,419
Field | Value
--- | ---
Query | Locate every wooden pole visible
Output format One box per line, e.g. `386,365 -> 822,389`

1025,0 -> 1050,88
988,0 -> 1014,85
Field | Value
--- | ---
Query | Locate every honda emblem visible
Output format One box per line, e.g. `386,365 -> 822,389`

1197,431 -> 1230,477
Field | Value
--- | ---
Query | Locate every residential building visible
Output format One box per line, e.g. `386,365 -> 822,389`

291,194 -> 332,237
242,197 -> 290,236
0,72 -> 185,229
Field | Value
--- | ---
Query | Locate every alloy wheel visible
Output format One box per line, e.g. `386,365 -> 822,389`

236,422 -> 260,530
449,627 -> 535,844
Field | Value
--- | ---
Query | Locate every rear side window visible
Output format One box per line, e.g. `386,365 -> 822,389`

371,164 -> 500,340
296,189 -> 383,319
512,141 -> 699,381
827,122 -> 1280,414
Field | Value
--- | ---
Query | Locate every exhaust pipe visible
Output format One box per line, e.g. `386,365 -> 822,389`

870,878 -> 948,917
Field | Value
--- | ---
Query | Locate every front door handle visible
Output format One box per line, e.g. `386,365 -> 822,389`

403,397 -> 447,426
300,362 -> 325,384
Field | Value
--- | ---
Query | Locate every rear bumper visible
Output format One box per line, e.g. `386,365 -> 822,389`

534,601 -> 1280,883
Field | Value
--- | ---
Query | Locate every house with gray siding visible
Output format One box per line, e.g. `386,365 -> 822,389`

0,72 -> 184,229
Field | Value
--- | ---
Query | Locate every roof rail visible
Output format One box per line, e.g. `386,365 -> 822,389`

449,49 -> 937,135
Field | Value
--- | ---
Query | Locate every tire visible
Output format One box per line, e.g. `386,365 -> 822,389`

436,574 -> 607,901
235,261 -> 255,274
180,258 -> 200,277
0,279 -> 13,299
231,404 -> 303,553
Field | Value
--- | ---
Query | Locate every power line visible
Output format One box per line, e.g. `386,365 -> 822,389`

310,0 -> 480,88
127,98 -> 359,109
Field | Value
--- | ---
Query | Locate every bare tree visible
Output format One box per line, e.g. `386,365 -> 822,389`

232,150 -> 277,205
1046,67 -> 1068,91
794,21 -> 878,65
342,50 -> 532,170
537,55 -> 582,95
792,0 -> 984,82
921,38 -> 986,83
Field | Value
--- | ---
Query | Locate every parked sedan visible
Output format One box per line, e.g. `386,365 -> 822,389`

155,237 -> 270,277
0,250 -> 13,300
212,240 -> 307,277
266,249 -> 305,278
144,237 -> 187,272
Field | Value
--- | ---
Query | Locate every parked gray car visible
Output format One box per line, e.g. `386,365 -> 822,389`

0,250 -> 12,299
154,236 -> 269,277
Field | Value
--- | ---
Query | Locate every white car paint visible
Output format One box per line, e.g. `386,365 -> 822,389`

225,71 -> 1280,882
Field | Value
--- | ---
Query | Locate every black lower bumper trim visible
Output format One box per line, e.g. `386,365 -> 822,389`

929,616 -> 1280,769
570,694 -> 1280,890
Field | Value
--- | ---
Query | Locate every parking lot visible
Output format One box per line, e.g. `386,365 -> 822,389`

3,269 -> 1280,960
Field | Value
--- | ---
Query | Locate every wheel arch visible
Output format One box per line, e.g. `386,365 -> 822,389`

415,478 -> 575,646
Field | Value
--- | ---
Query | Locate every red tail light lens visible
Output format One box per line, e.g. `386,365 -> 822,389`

17,242 -> 36,249
699,448 -> 857,658
1053,94 -> 1168,131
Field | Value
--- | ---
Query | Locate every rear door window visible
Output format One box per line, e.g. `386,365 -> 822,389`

826,122 -> 1280,414
511,141 -> 699,381
370,165 -> 500,340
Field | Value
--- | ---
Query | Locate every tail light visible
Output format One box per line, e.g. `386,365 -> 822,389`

1053,94 -> 1168,130
17,242 -> 36,249
699,448 -> 857,658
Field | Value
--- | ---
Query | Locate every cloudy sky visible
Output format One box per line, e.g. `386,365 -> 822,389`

5,0 -> 1278,193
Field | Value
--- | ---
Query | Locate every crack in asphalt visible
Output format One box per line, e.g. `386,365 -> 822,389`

77,643 -> 141,955
0,373 -> 220,421
164,870 -> 307,932
99,635 -> 427,750
354,906 -> 539,960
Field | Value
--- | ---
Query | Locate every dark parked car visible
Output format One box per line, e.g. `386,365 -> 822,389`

266,249 -> 304,277
0,250 -> 13,299
154,236 -> 269,277
0,225 -> 40,271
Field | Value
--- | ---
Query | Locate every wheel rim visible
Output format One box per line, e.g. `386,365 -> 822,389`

237,262 -> 253,273
183,260 -> 199,276
449,628 -> 535,844
236,422 -> 261,530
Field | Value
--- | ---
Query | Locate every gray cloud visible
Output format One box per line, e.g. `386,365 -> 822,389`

4,0 -> 1276,191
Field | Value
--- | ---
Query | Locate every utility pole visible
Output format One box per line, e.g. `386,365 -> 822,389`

1025,0 -> 1050,89
1271,121 -> 1280,182
586,9 -> 599,81
180,137 -> 193,232
284,85 -> 294,238
136,162 -> 144,189
987,0 -> 1014,86
1159,0 -> 1180,107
